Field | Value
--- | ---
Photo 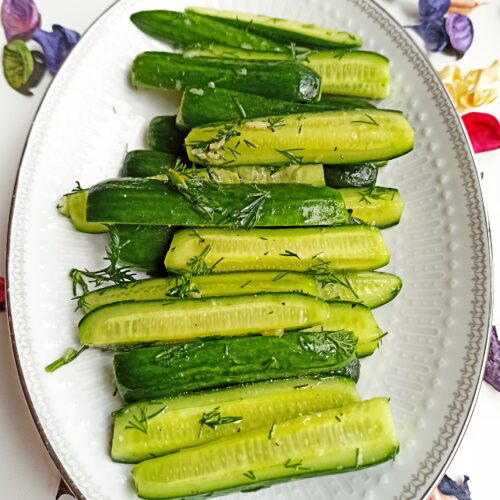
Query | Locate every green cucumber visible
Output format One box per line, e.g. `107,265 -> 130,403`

132,397 -> 399,499
165,226 -> 390,273
119,149 -> 326,186
131,10 -> 286,52
147,116 -> 187,156
186,110 -> 414,167
79,292 -> 330,347
114,330 -> 357,402
340,187 -> 404,228
308,301 -> 384,357
314,270 -> 402,308
176,86 -> 374,130
120,150 -> 179,177
115,225 -> 173,273
57,190 -> 108,234
112,377 -> 359,463
184,46 -> 389,99
324,163 -> 378,188
82,272 -> 319,312
85,178 -> 348,227
131,52 -> 321,103
187,7 -> 362,49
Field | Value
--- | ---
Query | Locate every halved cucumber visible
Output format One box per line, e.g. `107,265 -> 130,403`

82,271 -> 318,312
184,46 -> 389,99
112,377 -> 359,463
187,7 -> 362,49
132,397 -> 399,499
314,270 -> 402,308
113,330 -> 357,402
165,226 -> 390,273
339,187 -> 405,228
186,110 -> 414,167
78,292 -> 330,347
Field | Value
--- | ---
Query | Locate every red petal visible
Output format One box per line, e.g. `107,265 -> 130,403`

461,112 -> 500,153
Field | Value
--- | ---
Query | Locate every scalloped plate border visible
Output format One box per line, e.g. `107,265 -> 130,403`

5,0 -> 492,499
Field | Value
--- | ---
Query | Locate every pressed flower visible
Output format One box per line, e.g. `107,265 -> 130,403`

32,24 -> 80,73
419,0 -> 451,20
445,13 -> 473,54
439,60 -> 500,110
409,18 -> 448,52
448,0 -> 485,15
1,0 -> 40,41
2,38 -> 33,91
462,112 -> 500,153
484,326 -> 500,391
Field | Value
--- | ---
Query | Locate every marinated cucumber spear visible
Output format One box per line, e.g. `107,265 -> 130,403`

112,377 -> 360,463
132,398 -> 399,499
186,7 -> 363,49
78,292 -> 330,347
80,270 -> 402,312
186,110 -> 414,167
177,86 -> 375,130
184,46 -> 390,99
132,52 -> 322,103
131,10 -> 286,52
324,163 -> 378,188
121,149 -> 326,186
165,226 -> 390,273
147,116 -> 187,156
85,178 -> 349,228
113,330 -> 358,402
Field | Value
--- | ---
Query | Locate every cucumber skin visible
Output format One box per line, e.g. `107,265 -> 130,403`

120,150 -> 179,177
324,163 -> 378,188
132,398 -> 399,499
177,86 -> 374,130
112,377 -> 359,463
131,10 -> 285,52
86,178 -> 349,227
114,331 -> 359,402
147,116 -> 187,156
115,225 -> 173,273
187,7 -> 362,49
132,52 -> 322,103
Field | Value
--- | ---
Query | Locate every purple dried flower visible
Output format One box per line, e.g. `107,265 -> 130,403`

438,475 -> 471,500
419,0 -> 451,20
409,18 -> 448,52
484,325 -> 500,391
1,0 -> 40,41
32,24 -> 80,73
445,13 -> 474,54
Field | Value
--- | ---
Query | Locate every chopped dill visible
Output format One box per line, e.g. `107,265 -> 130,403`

275,148 -> 305,165
351,113 -> 379,126
198,407 -> 242,436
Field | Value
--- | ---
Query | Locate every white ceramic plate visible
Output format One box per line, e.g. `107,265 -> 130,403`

7,0 -> 492,499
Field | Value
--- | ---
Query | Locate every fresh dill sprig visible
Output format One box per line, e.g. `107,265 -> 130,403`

280,250 -> 300,259
351,113 -> 379,126
45,345 -> 89,373
275,148 -> 305,165
284,458 -> 311,471
267,117 -> 285,132
358,186 -> 395,205
187,245 -> 213,275
198,407 -> 242,436
125,406 -> 166,435
69,226 -> 136,310
221,185 -> 271,230
307,260 -> 359,299
187,124 -> 241,154
71,181 -> 84,193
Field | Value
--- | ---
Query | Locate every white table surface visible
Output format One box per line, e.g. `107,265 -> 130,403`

1,1 -> 499,498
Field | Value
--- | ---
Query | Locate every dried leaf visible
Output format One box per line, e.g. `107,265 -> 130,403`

2,39 -> 33,92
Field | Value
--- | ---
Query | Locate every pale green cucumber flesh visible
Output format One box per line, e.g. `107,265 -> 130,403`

57,191 -> 108,234
78,293 -> 330,347
314,270 -> 402,308
307,301 -> 384,357
186,110 -> 414,167
132,397 -> 399,499
83,272 -> 319,312
165,226 -> 390,273
340,187 -> 405,228
187,7 -> 363,49
112,377 -> 359,463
